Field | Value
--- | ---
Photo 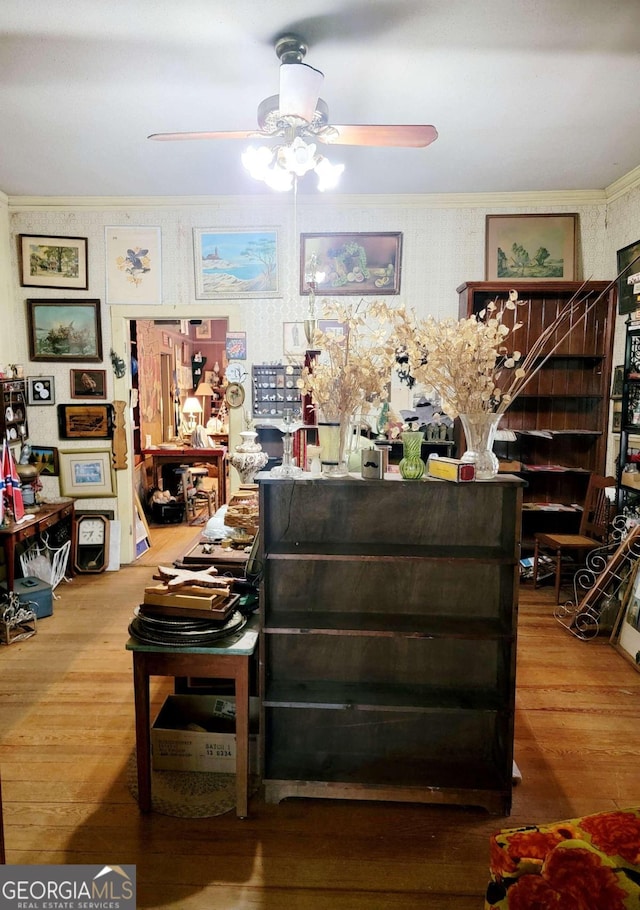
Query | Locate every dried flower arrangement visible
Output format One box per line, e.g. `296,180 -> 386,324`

298,298 -> 402,424
395,278 -> 622,420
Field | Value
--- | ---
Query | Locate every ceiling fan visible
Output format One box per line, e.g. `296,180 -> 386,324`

147,34 -> 438,151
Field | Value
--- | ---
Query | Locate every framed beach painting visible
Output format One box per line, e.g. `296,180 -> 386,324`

105,226 -> 162,304
300,232 -> 402,296
19,234 -> 88,290
193,228 -> 280,298
485,214 -> 578,281
26,299 -> 102,362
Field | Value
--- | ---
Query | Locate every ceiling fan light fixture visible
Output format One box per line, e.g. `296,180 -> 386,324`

242,137 -> 343,192
278,137 -> 318,177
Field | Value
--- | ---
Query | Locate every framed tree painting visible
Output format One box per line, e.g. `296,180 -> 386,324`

28,445 -> 59,476
19,234 -> 88,290
26,299 -> 102,362
485,214 -> 578,281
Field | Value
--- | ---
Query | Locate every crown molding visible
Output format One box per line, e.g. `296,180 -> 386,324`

605,165 -> 640,203
7,188 -> 607,212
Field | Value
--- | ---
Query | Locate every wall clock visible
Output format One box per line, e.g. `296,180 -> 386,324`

225,382 -> 245,409
73,514 -> 110,574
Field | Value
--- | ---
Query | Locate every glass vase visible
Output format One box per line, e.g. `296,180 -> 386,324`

318,420 -> 350,478
399,430 -> 425,480
458,412 -> 502,480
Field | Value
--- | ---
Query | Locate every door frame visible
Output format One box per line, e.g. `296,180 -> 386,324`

110,304 -> 243,564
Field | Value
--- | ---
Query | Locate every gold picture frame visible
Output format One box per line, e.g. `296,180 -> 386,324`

485,214 -> 578,281
58,448 -> 116,498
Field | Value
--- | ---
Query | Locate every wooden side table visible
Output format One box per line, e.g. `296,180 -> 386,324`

0,499 -> 75,589
126,616 -> 259,819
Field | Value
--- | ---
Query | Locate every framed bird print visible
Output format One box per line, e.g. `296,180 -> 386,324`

105,226 -> 162,304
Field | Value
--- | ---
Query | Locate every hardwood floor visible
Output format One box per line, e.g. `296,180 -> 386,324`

1,525 -> 640,909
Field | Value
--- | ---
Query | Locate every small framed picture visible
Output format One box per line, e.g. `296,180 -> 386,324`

57,403 -> 114,439
27,445 -> 59,476
611,365 -> 624,399
283,322 -> 306,359
27,375 -> 55,405
195,320 -> 212,340
19,234 -> 88,290
58,448 -> 116,498
612,401 -> 623,433
70,368 -> 107,399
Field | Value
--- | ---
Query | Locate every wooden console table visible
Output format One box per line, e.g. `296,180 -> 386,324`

142,447 -> 227,506
126,615 -> 258,818
0,499 -> 75,589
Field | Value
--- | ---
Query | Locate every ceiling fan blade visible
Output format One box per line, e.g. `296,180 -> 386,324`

279,62 -> 324,122
148,130 -> 261,142
318,124 -> 438,148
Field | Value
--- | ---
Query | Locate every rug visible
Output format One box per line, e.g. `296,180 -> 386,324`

126,754 -> 260,818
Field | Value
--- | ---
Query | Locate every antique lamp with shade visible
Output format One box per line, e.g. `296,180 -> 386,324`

182,397 -> 202,432
194,381 -> 215,423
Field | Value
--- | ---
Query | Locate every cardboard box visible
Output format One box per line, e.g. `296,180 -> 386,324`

427,455 -> 475,482
151,694 -> 259,773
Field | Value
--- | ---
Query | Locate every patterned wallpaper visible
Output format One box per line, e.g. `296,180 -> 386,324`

5,190 -> 639,492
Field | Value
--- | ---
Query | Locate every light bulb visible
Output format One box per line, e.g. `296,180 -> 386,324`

315,156 -> 344,191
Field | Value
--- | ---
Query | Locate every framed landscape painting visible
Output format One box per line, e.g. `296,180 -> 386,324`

485,214 -> 578,281
27,299 -> 102,362
19,234 -> 88,290
194,228 -> 280,299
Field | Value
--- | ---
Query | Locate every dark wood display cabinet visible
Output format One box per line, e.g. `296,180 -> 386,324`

259,474 -> 523,815
458,281 -> 616,546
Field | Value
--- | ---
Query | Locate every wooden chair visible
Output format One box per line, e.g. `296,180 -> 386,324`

533,473 -> 616,604
187,464 -> 218,525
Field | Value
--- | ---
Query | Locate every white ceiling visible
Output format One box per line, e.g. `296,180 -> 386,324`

1,0 -> 639,199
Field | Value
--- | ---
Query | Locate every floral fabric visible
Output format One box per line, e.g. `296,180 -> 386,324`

485,809 -> 640,909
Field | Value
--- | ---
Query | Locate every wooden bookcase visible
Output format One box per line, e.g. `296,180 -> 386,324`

259,475 -> 523,815
457,281 -> 616,543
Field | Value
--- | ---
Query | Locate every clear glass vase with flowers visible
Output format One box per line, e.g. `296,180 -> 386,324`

298,298 -> 402,477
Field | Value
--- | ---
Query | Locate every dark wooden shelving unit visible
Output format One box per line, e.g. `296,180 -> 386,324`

457,281 -> 616,544
259,475 -> 523,815
616,321 -> 640,511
